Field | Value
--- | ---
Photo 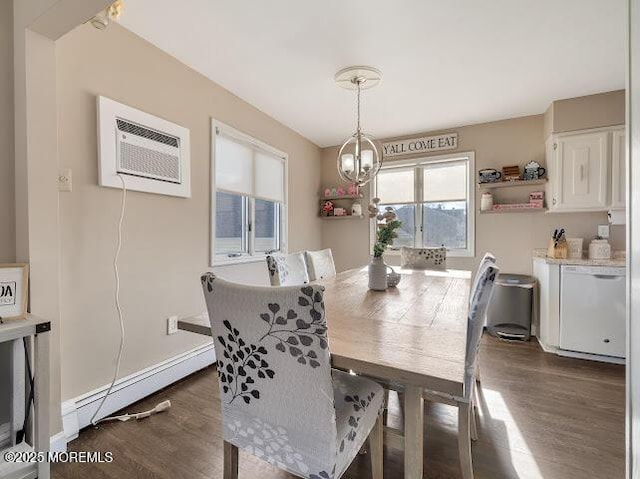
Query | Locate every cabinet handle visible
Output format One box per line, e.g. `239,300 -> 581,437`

552,198 -> 556,205
604,339 -> 610,343
553,143 -> 557,150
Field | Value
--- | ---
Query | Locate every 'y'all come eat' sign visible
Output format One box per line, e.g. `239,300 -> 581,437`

382,133 -> 458,158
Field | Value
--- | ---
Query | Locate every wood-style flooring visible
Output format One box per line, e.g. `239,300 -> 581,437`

52,336 -> 625,479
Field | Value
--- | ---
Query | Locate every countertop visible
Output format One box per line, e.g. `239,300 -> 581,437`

532,249 -> 626,267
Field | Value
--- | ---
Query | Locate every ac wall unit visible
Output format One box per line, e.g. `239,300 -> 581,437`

97,96 -> 191,197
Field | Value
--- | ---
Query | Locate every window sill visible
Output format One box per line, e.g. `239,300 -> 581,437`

213,255 -> 268,267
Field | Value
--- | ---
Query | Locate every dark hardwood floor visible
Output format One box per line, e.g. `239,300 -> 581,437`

52,336 -> 625,479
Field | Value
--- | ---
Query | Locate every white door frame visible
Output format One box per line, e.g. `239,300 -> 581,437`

627,0 -> 639,476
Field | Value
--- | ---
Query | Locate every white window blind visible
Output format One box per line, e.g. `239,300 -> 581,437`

215,133 -> 285,202
376,168 -> 415,203
422,161 -> 468,201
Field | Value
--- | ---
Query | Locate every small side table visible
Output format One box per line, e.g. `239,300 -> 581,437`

0,315 -> 51,479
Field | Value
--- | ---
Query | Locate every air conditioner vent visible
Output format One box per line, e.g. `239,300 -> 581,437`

98,96 -> 191,197
116,119 -> 179,148
119,142 -> 180,183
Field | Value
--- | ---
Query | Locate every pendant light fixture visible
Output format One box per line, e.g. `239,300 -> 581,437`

335,66 -> 383,187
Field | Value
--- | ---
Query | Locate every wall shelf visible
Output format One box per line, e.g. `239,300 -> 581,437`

320,215 -> 364,220
479,207 -> 547,214
477,178 -> 547,189
320,194 -> 364,201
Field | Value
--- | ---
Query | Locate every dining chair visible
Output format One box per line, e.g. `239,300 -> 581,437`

305,248 -> 337,281
422,264 -> 499,479
400,246 -> 447,270
266,252 -> 310,286
200,273 -> 384,479
469,252 -> 496,385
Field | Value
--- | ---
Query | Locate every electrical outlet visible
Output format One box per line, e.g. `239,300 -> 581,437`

597,224 -> 610,239
58,169 -> 72,192
167,315 -> 178,335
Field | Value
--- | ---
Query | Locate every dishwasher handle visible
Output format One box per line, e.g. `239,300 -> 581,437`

593,274 -> 624,280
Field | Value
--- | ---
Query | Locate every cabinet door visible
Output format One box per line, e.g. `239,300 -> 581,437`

556,132 -> 609,210
610,128 -> 626,209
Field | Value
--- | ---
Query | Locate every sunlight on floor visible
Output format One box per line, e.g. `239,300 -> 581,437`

481,388 -> 543,478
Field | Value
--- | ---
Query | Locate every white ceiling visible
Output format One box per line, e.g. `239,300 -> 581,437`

118,0 -> 625,147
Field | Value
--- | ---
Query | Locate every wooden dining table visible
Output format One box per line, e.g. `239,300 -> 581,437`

179,267 -> 471,479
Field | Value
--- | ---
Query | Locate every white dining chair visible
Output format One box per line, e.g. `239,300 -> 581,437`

266,252 -> 310,286
200,273 -> 384,479
400,246 -> 447,270
422,263 -> 499,479
305,248 -> 337,281
469,252 -> 496,385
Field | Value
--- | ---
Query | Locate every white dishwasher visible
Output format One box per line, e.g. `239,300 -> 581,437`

559,265 -> 626,359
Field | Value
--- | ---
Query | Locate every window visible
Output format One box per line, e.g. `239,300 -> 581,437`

212,121 -> 287,264
373,153 -> 474,256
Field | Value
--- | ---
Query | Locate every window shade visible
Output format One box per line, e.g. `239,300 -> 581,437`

255,151 -> 284,202
376,168 -> 415,203
423,162 -> 467,202
215,133 -> 285,202
215,135 -> 253,195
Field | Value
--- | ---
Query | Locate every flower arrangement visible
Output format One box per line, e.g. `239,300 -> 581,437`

368,198 -> 402,258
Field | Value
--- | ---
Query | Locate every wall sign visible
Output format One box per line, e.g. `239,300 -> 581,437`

382,133 -> 458,158
0,264 -> 29,321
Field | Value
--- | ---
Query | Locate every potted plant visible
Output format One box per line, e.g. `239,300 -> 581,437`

368,199 -> 402,290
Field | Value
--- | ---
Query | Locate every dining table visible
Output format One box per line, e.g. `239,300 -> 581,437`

179,266 -> 471,479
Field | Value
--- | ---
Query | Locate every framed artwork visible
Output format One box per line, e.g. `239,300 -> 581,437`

0,263 -> 29,321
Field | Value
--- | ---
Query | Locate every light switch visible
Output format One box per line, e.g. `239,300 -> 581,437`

58,169 -> 72,192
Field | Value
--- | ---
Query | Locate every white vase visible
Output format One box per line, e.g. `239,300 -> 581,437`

368,256 -> 388,291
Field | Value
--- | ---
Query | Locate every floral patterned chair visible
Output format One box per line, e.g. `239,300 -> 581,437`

201,273 -> 384,479
305,249 -> 337,281
266,252 -> 310,286
400,246 -> 447,270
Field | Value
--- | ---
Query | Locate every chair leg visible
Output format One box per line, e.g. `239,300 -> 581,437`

369,414 -> 384,479
458,403 -> 474,479
383,389 -> 390,426
223,441 -> 238,479
397,391 -> 405,419
470,400 -> 479,441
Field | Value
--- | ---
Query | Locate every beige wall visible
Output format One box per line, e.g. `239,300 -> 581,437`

56,23 -> 322,400
0,0 -> 14,262
321,114 -> 622,275
545,90 -> 625,138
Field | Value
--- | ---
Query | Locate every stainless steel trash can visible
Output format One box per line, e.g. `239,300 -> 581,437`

486,273 -> 537,341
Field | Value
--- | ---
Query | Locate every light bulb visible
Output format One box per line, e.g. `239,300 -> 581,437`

341,154 -> 355,173
361,149 -> 374,171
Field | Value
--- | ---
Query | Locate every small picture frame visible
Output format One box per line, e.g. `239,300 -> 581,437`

0,264 -> 29,321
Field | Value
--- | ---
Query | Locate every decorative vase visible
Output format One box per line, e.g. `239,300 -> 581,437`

368,256 -> 388,291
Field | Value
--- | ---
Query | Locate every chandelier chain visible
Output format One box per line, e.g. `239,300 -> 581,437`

356,80 -> 361,133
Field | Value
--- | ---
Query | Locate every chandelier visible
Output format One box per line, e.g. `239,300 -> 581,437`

335,66 -> 383,187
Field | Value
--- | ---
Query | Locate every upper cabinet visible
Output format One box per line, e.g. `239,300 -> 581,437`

610,128 -> 626,210
546,126 -> 625,212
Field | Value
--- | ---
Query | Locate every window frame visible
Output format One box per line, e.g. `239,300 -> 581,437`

371,151 -> 475,258
211,119 -> 288,266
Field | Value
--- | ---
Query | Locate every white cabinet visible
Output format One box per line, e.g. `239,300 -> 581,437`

546,126 -> 625,212
610,127 -> 626,210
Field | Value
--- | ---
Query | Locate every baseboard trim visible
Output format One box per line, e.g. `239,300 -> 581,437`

61,342 -> 215,446
50,431 -> 67,453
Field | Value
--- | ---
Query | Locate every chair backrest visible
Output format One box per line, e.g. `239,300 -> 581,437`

464,264 -> 499,399
305,249 -> 337,281
400,246 -> 447,270
470,252 -> 496,304
201,273 -> 337,472
266,252 -> 310,286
